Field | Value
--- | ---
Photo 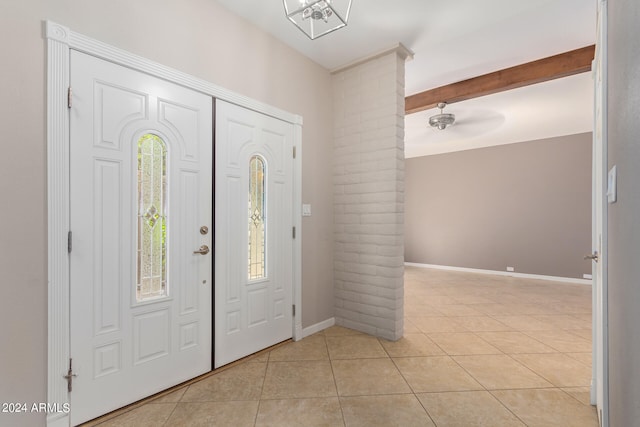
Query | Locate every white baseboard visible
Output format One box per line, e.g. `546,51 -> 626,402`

302,317 -> 335,338
405,262 -> 592,285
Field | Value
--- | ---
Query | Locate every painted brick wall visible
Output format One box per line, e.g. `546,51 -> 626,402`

331,47 -> 410,341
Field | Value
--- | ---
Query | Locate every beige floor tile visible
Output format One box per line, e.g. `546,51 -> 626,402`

421,295 -> 459,305
402,319 -> 422,334
165,401 -> 258,427
417,391 -> 525,426
323,325 -> 365,337
427,332 -> 501,355
326,335 -> 387,359
508,303 -> 562,315
393,356 -> 483,392
523,330 -> 592,352
151,386 -> 187,403
475,331 -> 557,354
450,295 -> 496,305
453,355 -> 553,390
433,304 -> 485,316
247,352 -> 270,363
533,314 -> 592,330
261,360 -> 337,399
511,353 -> 592,387
548,302 -> 592,314
181,362 -> 266,402
492,388 -> 599,427
379,333 -> 445,357
450,316 -> 513,332
341,394 -> 434,427
268,334 -> 329,361
404,304 -> 444,317
473,304 -> 525,316
568,328 -> 593,341
255,397 -> 343,427
98,403 -> 176,427
410,316 -> 469,333
487,294 -> 525,305
566,352 -> 592,366
332,358 -> 411,396
491,315 -> 557,331
570,313 -> 593,324
562,387 -> 592,405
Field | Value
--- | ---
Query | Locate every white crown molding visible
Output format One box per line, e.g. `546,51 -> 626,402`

330,43 -> 414,74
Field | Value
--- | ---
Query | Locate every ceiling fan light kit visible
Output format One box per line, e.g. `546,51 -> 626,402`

429,102 -> 456,130
283,0 -> 352,39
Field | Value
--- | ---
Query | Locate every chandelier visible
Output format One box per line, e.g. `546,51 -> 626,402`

283,0 -> 352,40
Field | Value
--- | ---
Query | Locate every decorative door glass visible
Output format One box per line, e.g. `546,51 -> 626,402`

248,155 -> 266,280
136,134 -> 168,301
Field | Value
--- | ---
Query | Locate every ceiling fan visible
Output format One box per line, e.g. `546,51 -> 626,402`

424,102 -> 505,138
428,102 -> 456,130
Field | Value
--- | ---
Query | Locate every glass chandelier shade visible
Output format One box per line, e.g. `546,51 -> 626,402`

283,0 -> 352,40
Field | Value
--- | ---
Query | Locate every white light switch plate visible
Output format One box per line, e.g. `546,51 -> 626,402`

607,165 -> 617,203
302,204 -> 312,217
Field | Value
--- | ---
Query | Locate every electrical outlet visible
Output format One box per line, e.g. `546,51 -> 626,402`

506,266 -> 515,272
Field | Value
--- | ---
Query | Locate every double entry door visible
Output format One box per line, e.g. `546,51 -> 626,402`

68,51 -> 293,424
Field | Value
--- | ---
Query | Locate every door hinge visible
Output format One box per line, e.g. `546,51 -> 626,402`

67,231 -> 72,253
292,304 -> 296,316
63,358 -> 77,392
292,226 -> 296,239
293,146 -> 296,159
67,87 -> 72,109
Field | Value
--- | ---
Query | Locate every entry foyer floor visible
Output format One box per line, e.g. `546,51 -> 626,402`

87,267 -> 598,426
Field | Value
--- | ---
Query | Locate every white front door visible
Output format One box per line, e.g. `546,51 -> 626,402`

69,51 -> 212,424
215,100 -> 294,368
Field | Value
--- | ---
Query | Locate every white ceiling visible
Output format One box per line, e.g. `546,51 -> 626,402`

215,0 -> 597,157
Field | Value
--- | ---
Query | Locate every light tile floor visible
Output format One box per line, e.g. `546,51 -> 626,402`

89,267 -> 599,426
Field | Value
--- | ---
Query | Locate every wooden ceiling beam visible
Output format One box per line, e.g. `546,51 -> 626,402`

405,45 -> 595,115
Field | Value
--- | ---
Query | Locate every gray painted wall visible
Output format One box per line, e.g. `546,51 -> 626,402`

0,2 -> 334,425
405,133 -> 592,279
607,0 -> 640,424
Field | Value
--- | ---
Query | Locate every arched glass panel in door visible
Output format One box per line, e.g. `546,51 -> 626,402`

248,155 -> 266,280
136,134 -> 168,302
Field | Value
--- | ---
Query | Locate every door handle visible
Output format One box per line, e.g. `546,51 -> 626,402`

193,245 -> 210,255
584,251 -> 599,262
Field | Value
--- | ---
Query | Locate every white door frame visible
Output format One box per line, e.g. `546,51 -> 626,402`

591,0 -> 609,425
45,20 -> 303,427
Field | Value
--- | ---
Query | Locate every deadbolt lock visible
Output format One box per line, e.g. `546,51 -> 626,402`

200,226 -> 209,235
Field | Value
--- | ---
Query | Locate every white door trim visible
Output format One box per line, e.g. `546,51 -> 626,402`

591,0 -> 609,425
45,20 -> 303,427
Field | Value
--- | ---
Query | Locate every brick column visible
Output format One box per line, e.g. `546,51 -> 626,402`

332,45 -> 412,341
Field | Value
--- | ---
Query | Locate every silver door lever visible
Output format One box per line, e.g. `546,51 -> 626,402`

193,245 -> 210,255
584,252 -> 599,262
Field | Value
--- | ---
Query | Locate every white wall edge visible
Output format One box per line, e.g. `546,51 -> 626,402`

405,262 -> 593,285
292,122 -> 303,342
302,318 -> 335,338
